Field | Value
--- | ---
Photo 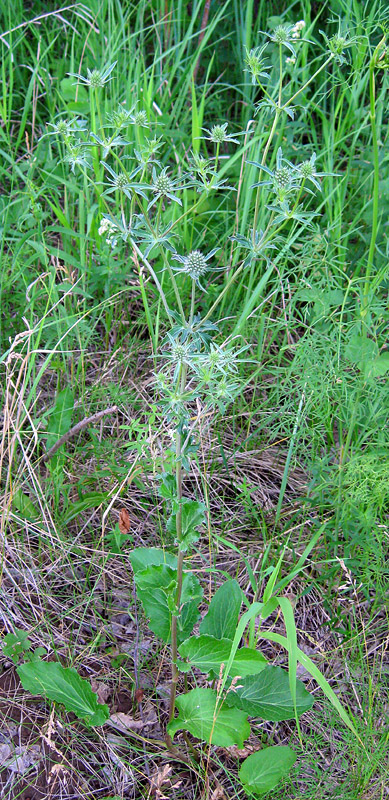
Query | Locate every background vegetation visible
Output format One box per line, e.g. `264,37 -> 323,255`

0,1 -> 388,798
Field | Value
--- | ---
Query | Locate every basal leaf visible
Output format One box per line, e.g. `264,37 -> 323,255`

129,547 -> 177,574
168,688 -> 250,747
239,746 -> 297,795
179,635 -> 267,677
17,661 -> 109,726
199,579 -> 243,640
225,666 -> 314,721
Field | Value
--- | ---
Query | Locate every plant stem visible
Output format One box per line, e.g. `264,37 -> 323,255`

252,45 -> 283,239
168,363 -> 188,725
189,279 -> 196,323
282,54 -> 333,110
364,40 -> 384,308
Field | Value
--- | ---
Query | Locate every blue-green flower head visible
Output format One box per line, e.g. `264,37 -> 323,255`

171,248 -> 220,289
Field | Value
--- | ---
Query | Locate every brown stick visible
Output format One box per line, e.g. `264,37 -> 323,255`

193,0 -> 211,83
43,405 -> 118,462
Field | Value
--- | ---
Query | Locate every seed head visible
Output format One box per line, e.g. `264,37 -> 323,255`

170,342 -> 188,362
210,124 -> 229,143
56,120 -> 70,135
115,173 -> 129,190
299,160 -> 314,178
274,166 -> 291,189
88,69 -> 105,89
329,34 -> 347,56
153,171 -> 173,195
273,25 -> 291,45
184,250 -> 208,279
132,110 -> 148,127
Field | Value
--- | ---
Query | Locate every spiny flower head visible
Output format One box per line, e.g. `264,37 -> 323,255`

148,167 -> 191,208
329,33 -> 348,55
267,24 -> 297,57
244,45 -> 270,84
273,25 -> 292,45
249,147 -> 299,201
110,105 -> 133,128
172,247 -> 220,289
274,166 -> 292,189
64,141 -> 90,173
202,122 -> 240,145
68,61 -> 117,88
153,169 -> 173,195
89,69 -> 105,88
184,250 -> 208,278
55,119 -> 70,135
297,152 -> 337,192
320,28 -> 356,64
45,118 -> 86,139
299,159 -> 315,178
131,109 -> 148,127
116,173 -> 129,190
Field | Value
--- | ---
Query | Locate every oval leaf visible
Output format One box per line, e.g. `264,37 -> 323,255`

239,746 -> 297,795
17,661 -> 109,726
179,634 -> 267,677
225,665 -> 314,721
129,547 -> 177,574
199,579 -> 243,640
134,564 -> 202,645
168,688 -> 250,747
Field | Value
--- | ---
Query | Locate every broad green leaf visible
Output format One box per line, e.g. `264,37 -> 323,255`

46,387 -> 74,452
137,585 -> 172,643
135,564 -> 176,592
157,473 -> 178,505
168,688 -> 250,747
225,666 -> 314,720
179,574 -> 203,644
17,661 -> 109,726
199,579 -> 243,640
134,564 -> 202,645
345,333 -> 378,372
167,498 -> 206,550
239,746 -> 297,795
129,547 -> 177,574
60,77 -> 88,103
179,635 -> 267,677
365,351 -> 389,378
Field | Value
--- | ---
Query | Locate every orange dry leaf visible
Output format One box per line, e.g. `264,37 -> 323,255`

134,688 -> 144,704
118,508 -> 131,534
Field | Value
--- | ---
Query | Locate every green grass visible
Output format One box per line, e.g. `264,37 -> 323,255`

0,1 -> 388,798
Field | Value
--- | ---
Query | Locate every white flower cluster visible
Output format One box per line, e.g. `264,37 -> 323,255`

98,217 -> 118,246
286,56 -> 296,65
291,20 -> 306,39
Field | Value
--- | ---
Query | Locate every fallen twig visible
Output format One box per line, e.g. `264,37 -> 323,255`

42,405 -> 118,462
